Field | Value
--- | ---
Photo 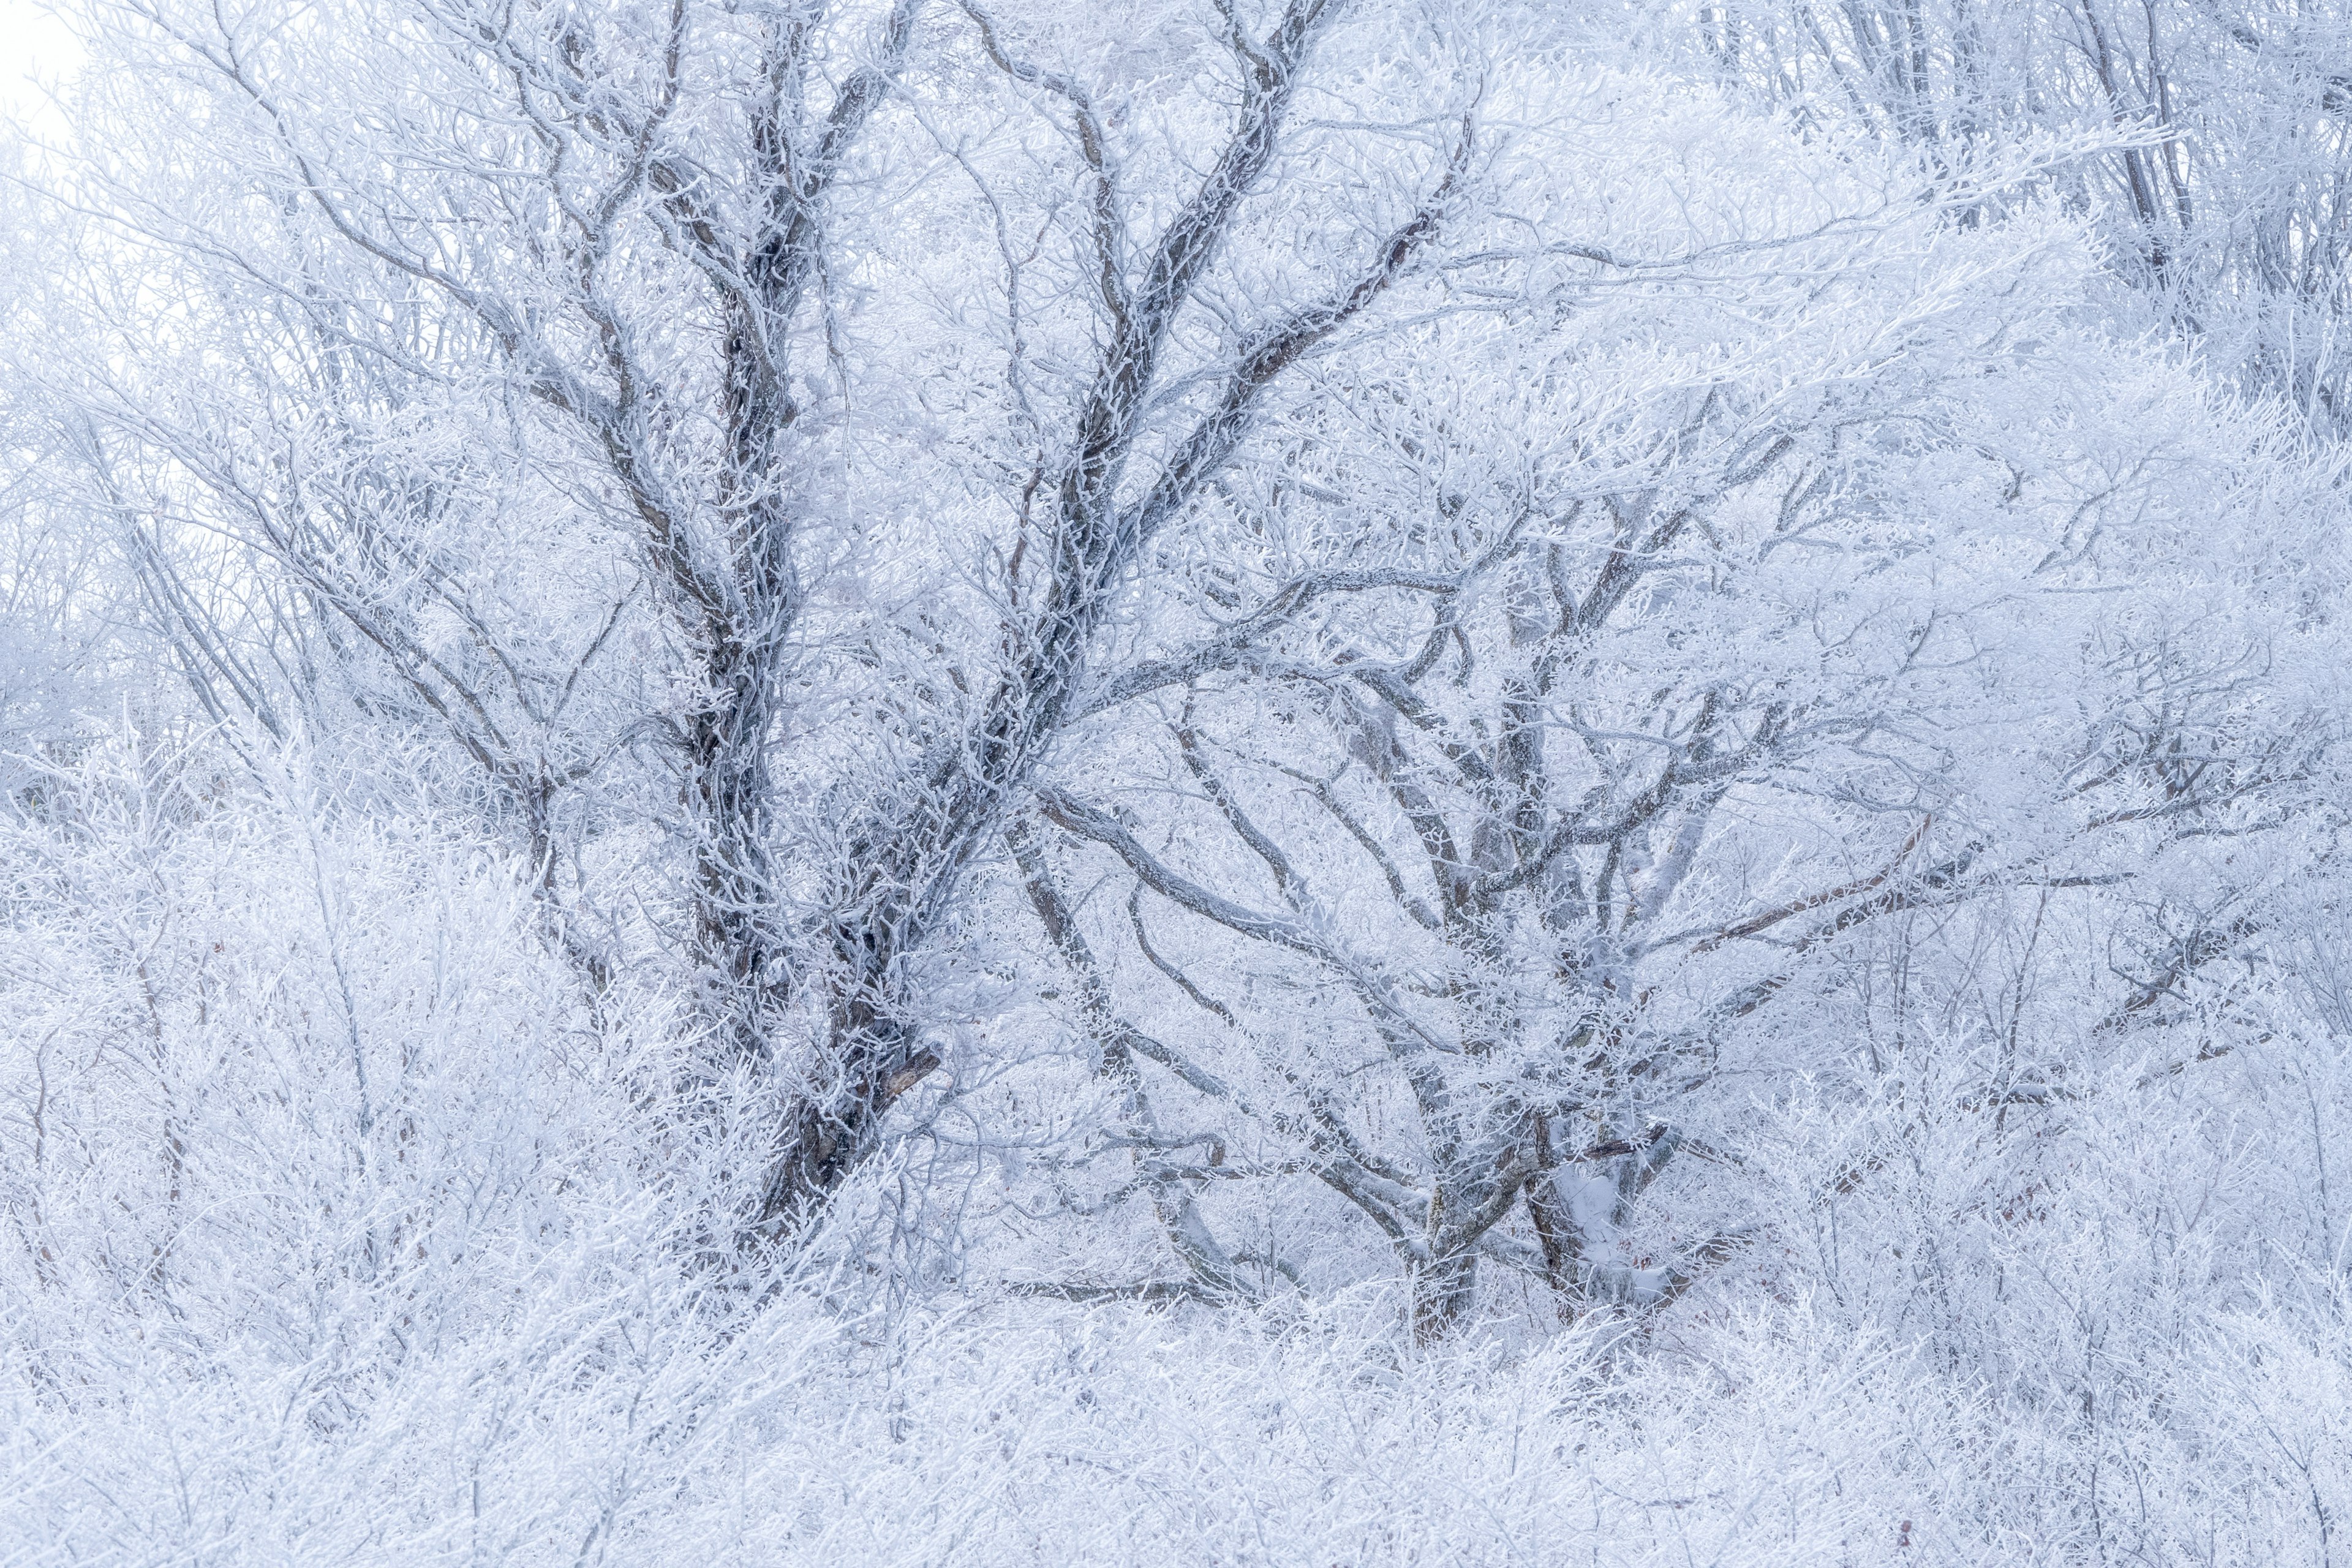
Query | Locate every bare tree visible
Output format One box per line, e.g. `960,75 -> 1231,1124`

744,0 -> 1479,1230
998,98 -> 2337,1331
67,0 -> 1483,1245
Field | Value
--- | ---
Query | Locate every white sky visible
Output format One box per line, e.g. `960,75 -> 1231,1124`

0,0 -> 81,137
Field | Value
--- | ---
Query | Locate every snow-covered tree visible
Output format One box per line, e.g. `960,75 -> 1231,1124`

6,2 -> 2352,1558
995,69 -> 2349,1330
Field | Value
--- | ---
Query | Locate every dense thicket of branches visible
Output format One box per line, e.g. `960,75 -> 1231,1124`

4,1 -> 2351,1561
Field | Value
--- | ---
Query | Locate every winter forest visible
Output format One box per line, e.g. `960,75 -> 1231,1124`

2,0 -> 2351,1560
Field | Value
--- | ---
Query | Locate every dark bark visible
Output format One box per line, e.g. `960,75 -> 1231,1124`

750,0 -> 1465,1234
